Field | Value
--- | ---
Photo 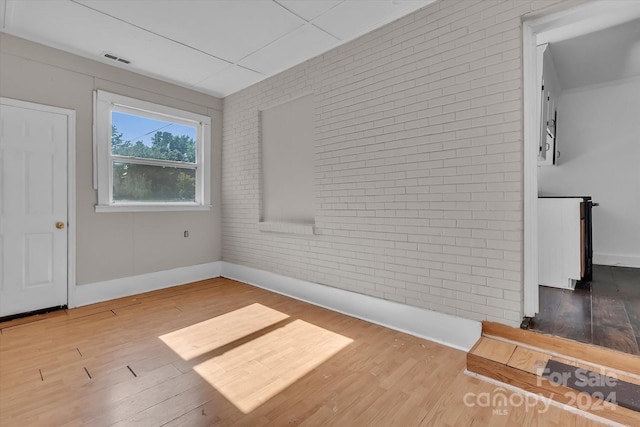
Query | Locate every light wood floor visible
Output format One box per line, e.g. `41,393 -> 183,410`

0,278 -> 607,426
468,334 -> 640,426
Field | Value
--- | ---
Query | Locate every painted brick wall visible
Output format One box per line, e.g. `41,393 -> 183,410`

222,0 -> 566,327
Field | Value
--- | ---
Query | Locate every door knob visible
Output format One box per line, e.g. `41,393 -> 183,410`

56,221 -> 65,230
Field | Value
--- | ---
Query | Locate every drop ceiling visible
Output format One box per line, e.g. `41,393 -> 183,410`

0,0 -> 435,97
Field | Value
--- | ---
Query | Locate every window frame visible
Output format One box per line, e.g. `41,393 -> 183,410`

94,90 -> 211,212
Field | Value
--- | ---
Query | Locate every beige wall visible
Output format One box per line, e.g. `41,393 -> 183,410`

0,34 -> 222,285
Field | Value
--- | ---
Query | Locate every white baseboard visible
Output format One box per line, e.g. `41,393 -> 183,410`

593,253 -> 640,268
221,262 -> 481,352
73,261 -> 222,307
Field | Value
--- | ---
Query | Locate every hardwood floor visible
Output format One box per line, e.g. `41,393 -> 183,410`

532,265 -> 640,355
467,328 -> 640,426
1,278 -> 606,426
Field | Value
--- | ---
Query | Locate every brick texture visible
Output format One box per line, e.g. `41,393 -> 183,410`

222,0 -> 567,327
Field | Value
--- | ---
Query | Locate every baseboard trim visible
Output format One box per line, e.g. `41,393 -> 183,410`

220,262 -> 481,352
74,261 -> 222,307
593,254 -> 640,268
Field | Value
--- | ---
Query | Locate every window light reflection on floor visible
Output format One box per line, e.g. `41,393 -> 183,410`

159,303 -> 289,361
159,304 -> 354,413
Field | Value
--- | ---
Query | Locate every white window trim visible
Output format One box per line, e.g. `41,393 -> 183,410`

94,90 -> 211,212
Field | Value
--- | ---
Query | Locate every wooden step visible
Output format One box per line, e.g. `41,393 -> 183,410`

467,322 -> 640,426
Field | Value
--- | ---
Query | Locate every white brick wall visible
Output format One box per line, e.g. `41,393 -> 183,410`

222,0 -> 566,327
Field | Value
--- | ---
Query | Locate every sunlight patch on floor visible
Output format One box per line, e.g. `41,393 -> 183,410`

193,319 -> 353,413
159,303 -> 289,360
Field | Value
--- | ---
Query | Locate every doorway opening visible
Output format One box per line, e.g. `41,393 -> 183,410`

523,2 -> 640,355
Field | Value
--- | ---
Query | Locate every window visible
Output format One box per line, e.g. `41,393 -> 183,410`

94,90 -> 211,212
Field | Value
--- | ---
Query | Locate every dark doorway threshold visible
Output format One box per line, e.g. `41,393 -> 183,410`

0,305 -> 67,324
531,265 -> 640,356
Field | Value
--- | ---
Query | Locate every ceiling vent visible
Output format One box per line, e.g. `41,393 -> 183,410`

102,52 -> 132,65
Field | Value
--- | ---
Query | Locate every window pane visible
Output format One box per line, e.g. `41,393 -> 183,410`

113,162 -> 196,202
111,111 -> 197,163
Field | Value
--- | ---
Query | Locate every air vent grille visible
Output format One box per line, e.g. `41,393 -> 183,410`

102,52 -> 132,65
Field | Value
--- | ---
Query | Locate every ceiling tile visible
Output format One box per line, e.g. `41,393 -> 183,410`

136,44 -> 230,87
2,0 -> 434,97
195,65 -> 264,97
75,0 -> 305,63
313,0 -> 428,40
5,0 -> 229,86
239,24 -> 338,75
276,0 -> 342,21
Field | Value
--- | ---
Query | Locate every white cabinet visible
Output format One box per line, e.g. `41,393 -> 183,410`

538,198 -> 582,289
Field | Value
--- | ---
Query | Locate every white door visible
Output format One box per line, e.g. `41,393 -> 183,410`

0,100 -> 69,317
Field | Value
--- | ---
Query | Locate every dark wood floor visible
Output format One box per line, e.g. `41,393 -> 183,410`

531,265 -> 640,355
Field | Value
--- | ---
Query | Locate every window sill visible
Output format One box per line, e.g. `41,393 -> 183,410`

95,204 -> 212,213
258,222 -> 315,235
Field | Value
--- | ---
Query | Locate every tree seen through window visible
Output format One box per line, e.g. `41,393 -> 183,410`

111,122 -> 197,202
